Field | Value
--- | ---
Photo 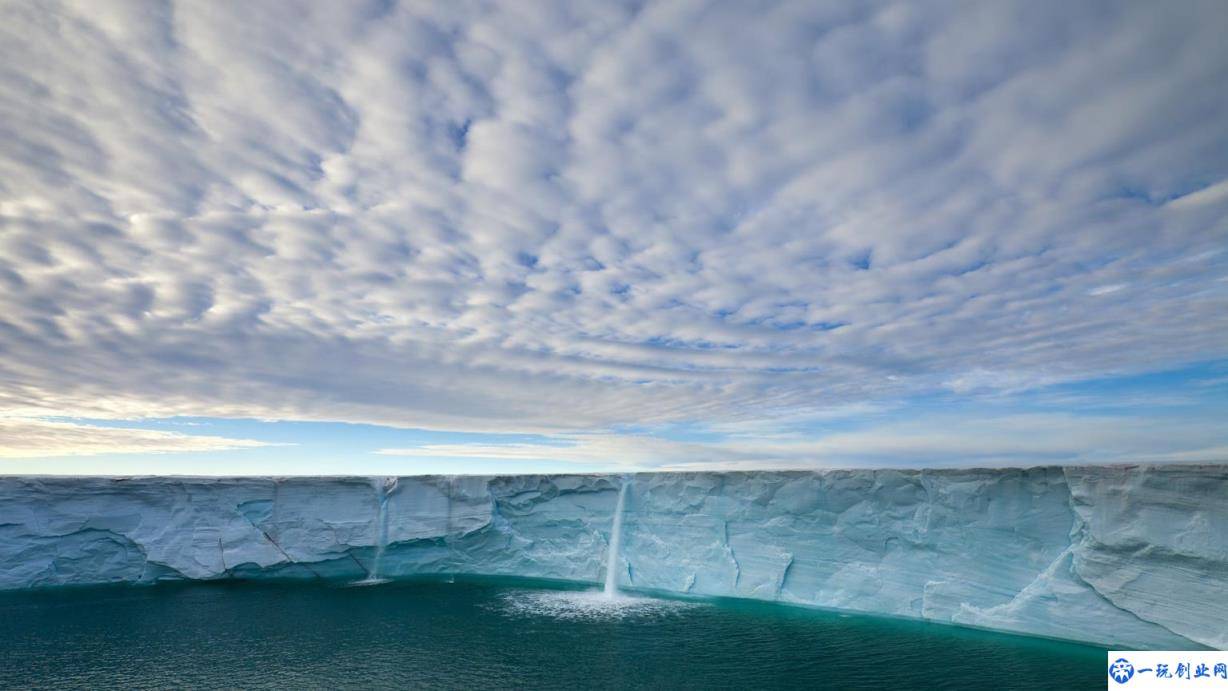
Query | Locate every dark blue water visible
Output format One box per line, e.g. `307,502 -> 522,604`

0,578 -> 1105,689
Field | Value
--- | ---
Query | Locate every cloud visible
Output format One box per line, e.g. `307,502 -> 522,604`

376,434 -> 728,469
0,0 -> 1225,444
377,410 -> 1228,470
0,417 -> 273,459
1168,178 -> 1228,210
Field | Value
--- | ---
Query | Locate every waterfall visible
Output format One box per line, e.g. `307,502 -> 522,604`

361,476 -> 397,584
603,480 -> 630,598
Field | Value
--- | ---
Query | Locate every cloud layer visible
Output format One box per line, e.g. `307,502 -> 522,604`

376,410 -> 1228,470
1,0 -> 1226,444
0,418 -> 270,458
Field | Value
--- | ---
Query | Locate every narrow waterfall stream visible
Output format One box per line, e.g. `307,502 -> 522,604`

358,476 -> 397,584
603,480 -> 630,598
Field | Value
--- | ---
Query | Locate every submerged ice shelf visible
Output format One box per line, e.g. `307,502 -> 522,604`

1,466 -> 1224,649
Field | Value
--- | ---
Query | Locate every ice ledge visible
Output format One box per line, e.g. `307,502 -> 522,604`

1,466 -> 1224,649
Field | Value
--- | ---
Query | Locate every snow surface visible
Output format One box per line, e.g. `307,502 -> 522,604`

1,466 -> 1223,648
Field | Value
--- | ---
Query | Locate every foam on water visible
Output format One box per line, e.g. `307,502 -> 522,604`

493,589 -> 702,621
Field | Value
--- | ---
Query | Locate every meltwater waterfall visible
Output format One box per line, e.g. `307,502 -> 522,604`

359,476 -> 397,584
603,480 -> 630,598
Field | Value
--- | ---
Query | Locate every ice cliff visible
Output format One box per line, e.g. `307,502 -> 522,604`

1,466 -> 1224,649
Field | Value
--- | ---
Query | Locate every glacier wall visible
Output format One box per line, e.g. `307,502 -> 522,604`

1,466 -> 1224,649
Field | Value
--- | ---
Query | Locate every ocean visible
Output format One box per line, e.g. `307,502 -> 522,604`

0,578 -> 1105,689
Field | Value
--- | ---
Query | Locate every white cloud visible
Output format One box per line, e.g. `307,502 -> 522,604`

1168,178 -> 1228,210
0,417 -> 273,459
0,0 -> 1224,448
376,410 -> 1228,470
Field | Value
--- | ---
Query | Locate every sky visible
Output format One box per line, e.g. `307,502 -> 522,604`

0,0 -> 1226,474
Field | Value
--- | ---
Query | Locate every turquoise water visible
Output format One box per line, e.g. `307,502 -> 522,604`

0,579 -> 1105,689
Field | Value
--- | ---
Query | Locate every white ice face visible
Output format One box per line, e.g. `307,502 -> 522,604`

1,466 -> 1223,649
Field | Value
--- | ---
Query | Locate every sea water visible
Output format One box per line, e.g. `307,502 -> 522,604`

0,579 -> 1105,690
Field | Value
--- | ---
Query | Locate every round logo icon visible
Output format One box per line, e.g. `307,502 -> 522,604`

1109,658 -> 1135,684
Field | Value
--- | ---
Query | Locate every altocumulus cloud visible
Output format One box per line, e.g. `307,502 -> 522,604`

0,1 -> 1226,462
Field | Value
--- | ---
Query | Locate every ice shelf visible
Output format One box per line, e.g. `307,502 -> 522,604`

1,465 -> 1223,649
